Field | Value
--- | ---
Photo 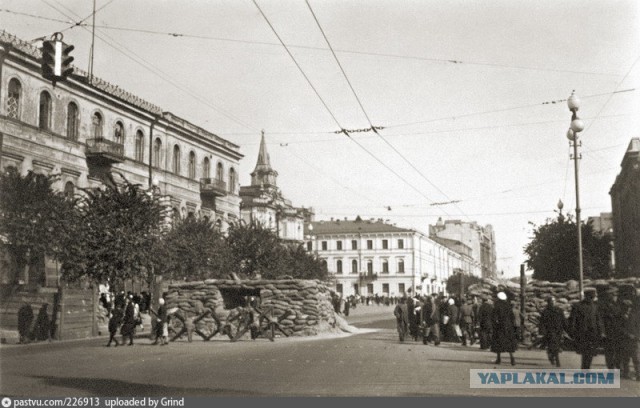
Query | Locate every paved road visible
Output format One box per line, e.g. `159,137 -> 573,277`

1,306 -> 638,397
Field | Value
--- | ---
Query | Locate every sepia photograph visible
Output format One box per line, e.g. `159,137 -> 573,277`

0,0 -> 639,401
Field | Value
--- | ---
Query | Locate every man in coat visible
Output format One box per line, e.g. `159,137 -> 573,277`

106,305 -> 123,347
394,297 -> 409,342
459,298 -> 475,346
620,288 -> 640,381
421,294 -> 441,345
599,287 -> 624,369
539,296 -> 566,367
568,288 -> 605,369
17,303 -> 34,344
491,292 -> 517,365
120,296 -> 136,346
478,297 -> 493,350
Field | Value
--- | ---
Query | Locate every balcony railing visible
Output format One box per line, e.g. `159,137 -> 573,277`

85,138 -> 125,164
200,178 -> 227,197
359,272 -> 378,281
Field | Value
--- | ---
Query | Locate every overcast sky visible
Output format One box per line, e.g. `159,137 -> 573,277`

2,0 -> 639,277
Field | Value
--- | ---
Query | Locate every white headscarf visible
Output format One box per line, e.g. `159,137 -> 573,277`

497,292 -> 507,301
159,298 -> 165,305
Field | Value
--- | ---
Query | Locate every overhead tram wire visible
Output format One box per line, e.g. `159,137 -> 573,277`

39,0 -> 259,133
305,0 -> 463,219
2,8 -> 621,78
251,0 -> 439,206
60,0 -> 119,33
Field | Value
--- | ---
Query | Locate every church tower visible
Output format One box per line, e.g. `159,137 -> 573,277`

250,130 -> 278,188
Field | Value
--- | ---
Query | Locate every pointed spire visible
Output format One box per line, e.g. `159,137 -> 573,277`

251,130 -> 278,187
256,129 -> 271,167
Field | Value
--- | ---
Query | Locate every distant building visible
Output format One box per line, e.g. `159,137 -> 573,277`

304,216 -> 478,297
610,138 -> 640,277
239,132 -> 311,242
587,212 -> 613,235
429,218 -> 497,278
0,30 -> 243,285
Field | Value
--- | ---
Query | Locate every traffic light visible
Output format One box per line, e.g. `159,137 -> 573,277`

40,33 -> 74,85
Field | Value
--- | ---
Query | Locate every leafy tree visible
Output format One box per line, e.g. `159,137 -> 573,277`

59,174 -> 166,285
445,272 -> 482,297
281,244 -> 328,280
523,213 -> 612,282
0,168 -> 73,284
159,216 -> 232,280
225,222 -> 286,279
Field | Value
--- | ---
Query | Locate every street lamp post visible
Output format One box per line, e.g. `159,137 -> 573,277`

566,90 -> 585,300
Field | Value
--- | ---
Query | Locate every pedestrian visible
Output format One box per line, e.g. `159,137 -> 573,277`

568,288 -> 604,369
491,292 -> 517,365
17,303 -> 34,344
394,297 -> 409,342
106,305 -> 123,347
121,296 -> 136,346
343,297 -> 350,317
446,298 -> 461,342
154,298 -> 169,345
459,298 -> 475,346
539,296 -> 566,367
620,287 -> 640,381
478,297 -> 493,350
33,304 -> 51,342
421,294 -> 441,345
599,287 -> 624,370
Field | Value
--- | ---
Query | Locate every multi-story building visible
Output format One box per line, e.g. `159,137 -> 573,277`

0,30 -> 243,285
239,132 -> 311,242
304,216 -> 477,297
429,218 -> 497,278
610,138 -> 640,277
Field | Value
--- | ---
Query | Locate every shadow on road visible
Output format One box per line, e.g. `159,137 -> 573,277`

29,376 -> 269,397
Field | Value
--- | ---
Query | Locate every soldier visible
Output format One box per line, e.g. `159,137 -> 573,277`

620,286 -> 640,381
421,294 -> 441,345
459,298 -> 475,346
568,288 -> 605,369
539,296 -> 566,367
394,297 -> 409,342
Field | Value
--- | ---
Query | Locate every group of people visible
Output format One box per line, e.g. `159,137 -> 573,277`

392,285 -> 640,380
394,291 -> 518,365
105,291 -> 169,347
17,303 -> 54,343
541,286 -> 639,380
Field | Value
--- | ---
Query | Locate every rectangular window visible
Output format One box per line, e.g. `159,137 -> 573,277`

398,260 -> 405,273
398,239 -> 404,249
351,240 -> 357,250
321,241 -> 328,251
353,283 -> 359,295
367,284 -> 374,295
382,260 -> 389,274
382,283 -> 389,295
367,260 -> 373,274
307,241 -> 312,251
399,283 -> 405,294
337,241 -> 343,250
382,239 -> 388,249
367,240 -> 373,250
336,284 -> 343,294
336,260 -> 343,274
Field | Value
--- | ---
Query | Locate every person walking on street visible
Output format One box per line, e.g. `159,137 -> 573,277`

121,296 -> 136,346
620,288 -> 640,381
17,303 -> 34,344
539,296 -> 566,367
600,287 -> 624,370
568,288 -> 605,369
394,297 -> 409,342
446,298 -> 460,343
459,298 -> 475,346
478,298 -> 493,350
491,292 -> 517,365
154,298 -> 169,345
106,305 -> 123,347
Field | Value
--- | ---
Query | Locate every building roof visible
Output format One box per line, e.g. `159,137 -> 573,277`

305,217 -> 413,235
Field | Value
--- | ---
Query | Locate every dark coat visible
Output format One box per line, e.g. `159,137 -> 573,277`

120,302 -> 136,336
539,305 -> 566,353
568,299 -> 604,355
33,305 -> 51,341
478,302 -> 493,330
394,304 -> 409,326
490,299 -> 517,353
446,304 -> 459,325
421,299 -> 437,326
108,307 -> 123,333
17,304 -> 34,337
599,300 -> 624,342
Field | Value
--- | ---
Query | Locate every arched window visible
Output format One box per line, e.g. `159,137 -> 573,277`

153,138 -> 161,167
114,121 -> 124,145
64,181 -> 74,199
7,78 -> 21,119
66,102 -> 78,141
216,162 -> 223,182
228,167 -> 236,193
188,151 -> 196,179
135,130 -> 144,162
172,145 -> 180,174
351,260 -> 358,274
38,91 -> 52,130
203,157 -> 210,179
336,260 -> 343,274
92,112 -> 103,138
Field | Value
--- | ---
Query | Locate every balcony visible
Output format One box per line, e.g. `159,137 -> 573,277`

200,178 -> 227,197
85,138 -> 125,164
359,272 -> 378,282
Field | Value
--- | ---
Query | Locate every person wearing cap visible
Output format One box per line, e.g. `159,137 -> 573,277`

539,296 -> 566,367
568,288 -> 605,369
459,298 -> 475,346
420,294 -> 441,345
477,297 -> 494,350
599,286 -> 624,370
394,297 -> 409,342
491,291 -> 517,365
620,289 -> 640,380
